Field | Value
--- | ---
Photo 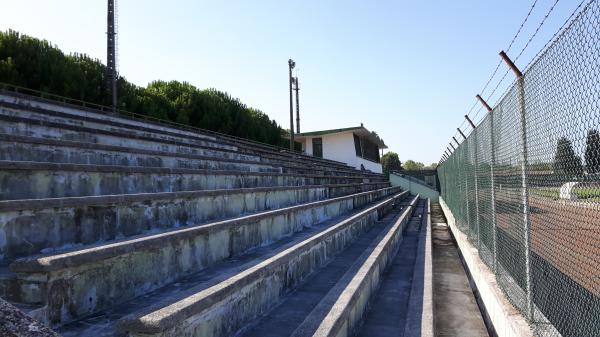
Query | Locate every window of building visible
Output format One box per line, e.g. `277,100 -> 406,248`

353,134 -> 380,163
312,137 -> 323,158
353,134 -> 363,157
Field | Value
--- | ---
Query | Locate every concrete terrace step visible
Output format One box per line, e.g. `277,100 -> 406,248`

9,187 -> 403,327
355,199 -> 428,337
0,133 -> 370,178
0,110 -> 376,177
241,197 -> 418,337
0,133 -> 261,164
0,113 -> 283,173
0,182 -> 389,264
0,161 -> 387,200
0,105 -> 237,152
55,195 -> 405,337
0,94 -> 356,171
0,102 -> 376,177
112,192 -> 409,337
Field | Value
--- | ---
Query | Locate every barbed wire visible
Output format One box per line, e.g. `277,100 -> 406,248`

525,0 -> 592,70
478,0 -> 540,99
515,0 -> 561,61
441,0 -> 545,162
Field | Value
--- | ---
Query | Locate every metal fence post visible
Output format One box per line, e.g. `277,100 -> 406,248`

500,50 -> 533,322
476,94 -> 498,273
465,116 -> 480,249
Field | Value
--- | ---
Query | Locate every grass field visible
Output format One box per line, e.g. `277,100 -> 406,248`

530,186 -> 600,202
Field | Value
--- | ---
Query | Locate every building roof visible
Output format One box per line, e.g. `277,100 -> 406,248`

289,125 -> 388,149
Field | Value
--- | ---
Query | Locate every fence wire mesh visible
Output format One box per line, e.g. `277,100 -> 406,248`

438,1 -> 600,336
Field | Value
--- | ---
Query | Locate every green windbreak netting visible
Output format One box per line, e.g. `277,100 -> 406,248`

437,1 -> 600,336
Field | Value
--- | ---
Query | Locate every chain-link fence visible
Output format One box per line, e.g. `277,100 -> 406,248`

438,1 -> 600,336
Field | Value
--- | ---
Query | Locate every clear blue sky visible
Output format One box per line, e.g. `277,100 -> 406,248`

0,1 -> 584,164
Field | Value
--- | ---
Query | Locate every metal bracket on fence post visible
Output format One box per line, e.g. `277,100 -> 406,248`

452,136 -> 461,147
465,115 -> 476,129
500,50 -> 533,322
450,142 -> 456,151
477,94 -> 498,272
457,128 -> 467,140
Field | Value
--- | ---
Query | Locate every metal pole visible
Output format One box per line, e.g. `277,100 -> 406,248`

450,142 -> 456,151
294,77 -> 300,134
107,0 -> 117,112
500,50 -> 533,321
457,128 -> 467,140
288,59 -> 295,151
477,94 -> 498,272
461,145 -> 470,232
472,124 -> 481,250
453,136 -> 460,147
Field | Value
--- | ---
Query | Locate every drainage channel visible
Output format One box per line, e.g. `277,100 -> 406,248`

430,202 -> 490,337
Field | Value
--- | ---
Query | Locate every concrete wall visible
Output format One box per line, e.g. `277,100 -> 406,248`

390,173 -> 439,202
439,198 -> 532,337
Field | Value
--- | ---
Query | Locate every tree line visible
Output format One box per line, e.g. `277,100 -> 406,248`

380,151 -> 437,177
553,129 -> 600,178
0,30 -> 288,147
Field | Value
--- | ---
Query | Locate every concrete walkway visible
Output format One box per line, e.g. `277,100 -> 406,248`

431,203 -> 489,337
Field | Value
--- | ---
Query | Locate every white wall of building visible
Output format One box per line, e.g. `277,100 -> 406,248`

356,156 -> 383,173
299,131 -> 383,173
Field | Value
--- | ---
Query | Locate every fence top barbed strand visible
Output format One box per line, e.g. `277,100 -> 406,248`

439,0 -> 594,164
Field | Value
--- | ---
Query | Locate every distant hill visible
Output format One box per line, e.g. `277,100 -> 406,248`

0,29 -> 286,146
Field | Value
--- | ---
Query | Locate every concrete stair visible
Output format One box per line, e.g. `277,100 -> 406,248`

0,98 -> 383,178
0,93 -> 367,173
0,92 -> 431,337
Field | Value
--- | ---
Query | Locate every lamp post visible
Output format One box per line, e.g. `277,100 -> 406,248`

288,59 -> 296,152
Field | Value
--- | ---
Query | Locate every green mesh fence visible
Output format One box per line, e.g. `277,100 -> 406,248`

438,1 -> 600,336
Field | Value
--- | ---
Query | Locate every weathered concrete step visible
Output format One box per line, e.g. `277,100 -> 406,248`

9,187 -> 403,327
0,133 -> 369,178
288,196 -> 421,337
0,96 -> 356,171
0,113 -> 282,173
238,208 -> 405,337
0,103 -> 372,177
0,161 -> 386,200
55,202 -> 391,337
113,192 -> 409,337
0,105 -> 237,152
0,182 -> 388,264
0,133 -> 261,164
355,200 -> 427,337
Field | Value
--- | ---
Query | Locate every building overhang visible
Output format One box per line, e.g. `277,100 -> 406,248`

288,126 -> 388,149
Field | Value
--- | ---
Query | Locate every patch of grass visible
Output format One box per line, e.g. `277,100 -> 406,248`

573,187 -> 600,199
530,188 -> 559,199
530,186 -> 600,201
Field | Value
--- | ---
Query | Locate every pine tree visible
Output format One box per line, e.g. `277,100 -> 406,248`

553,137 -> 584,178
584,129 -> 600,174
